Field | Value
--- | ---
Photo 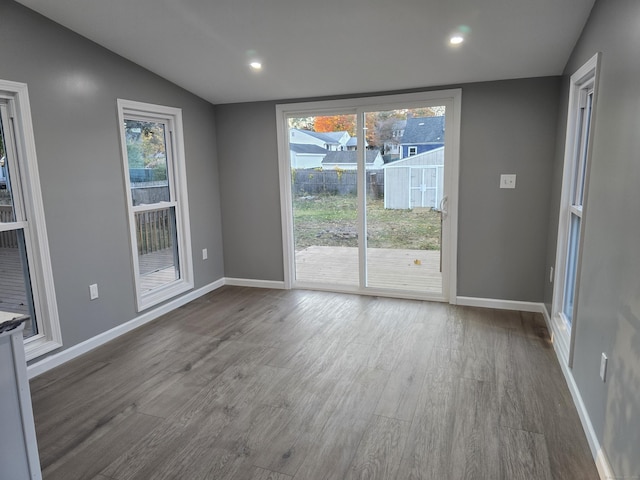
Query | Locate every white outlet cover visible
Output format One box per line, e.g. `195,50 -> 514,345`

202,248 -> 208,260
600,353 -> 608,382
89,283 -> 99,300
500,174 -> 517,189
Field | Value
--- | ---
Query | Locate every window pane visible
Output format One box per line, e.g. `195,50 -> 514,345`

576,91 -> 593,206
365,107 -> 445,294
0,229 -> 37,339
0,114 -> 17,222
124,120 -> 170,206
563,214 -> 581,327
288,114 -> 359,287
135,206 -> 180,292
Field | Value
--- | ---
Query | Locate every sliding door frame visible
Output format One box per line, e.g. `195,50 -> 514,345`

276,89 -> 461,303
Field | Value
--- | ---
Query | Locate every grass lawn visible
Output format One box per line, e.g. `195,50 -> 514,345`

293,194 -> 441,251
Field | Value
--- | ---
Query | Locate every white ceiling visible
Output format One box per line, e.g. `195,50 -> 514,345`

16,0 -> 595,105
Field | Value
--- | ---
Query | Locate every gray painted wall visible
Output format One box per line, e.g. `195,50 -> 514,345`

457,78 -> 559,301
547,0 -> 640,476
216,77 -> 560,302
0,0 -> 224,354
216,101 -> 283,281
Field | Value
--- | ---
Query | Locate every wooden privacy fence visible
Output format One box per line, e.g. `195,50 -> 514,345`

135,208 -> 174,255
0,206 -> 18,248
292,169 -> 384,197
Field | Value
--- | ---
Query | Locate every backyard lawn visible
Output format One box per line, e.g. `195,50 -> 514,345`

293,194 -> 441,251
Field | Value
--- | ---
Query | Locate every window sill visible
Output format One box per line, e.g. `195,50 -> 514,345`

25,335 -> 63,361
136,278 -> 194,312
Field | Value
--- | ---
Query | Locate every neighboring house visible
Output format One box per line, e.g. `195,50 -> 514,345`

382,119 -> 407,158
346,136 -> 358,151
289,129 -> 351,151
321,149 -> 383,170
384,147 -> 444,209
399,116 -> 444,159
289,143 -> 327,169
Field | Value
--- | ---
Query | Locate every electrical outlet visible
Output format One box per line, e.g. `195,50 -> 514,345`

500,174 -> 517,189
89,283 -> 99,300
549,266 -> 554,283
202,248 -> 208,260
600,353 -> 608,382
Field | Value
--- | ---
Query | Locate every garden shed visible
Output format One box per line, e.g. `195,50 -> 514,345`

383,147 -> 444,209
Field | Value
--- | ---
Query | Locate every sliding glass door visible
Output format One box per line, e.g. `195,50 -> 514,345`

278,91 -> 460,301
364,107 -> 446,294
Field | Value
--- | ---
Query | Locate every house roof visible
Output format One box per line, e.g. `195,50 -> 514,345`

290,129 -> 350,146
401,116 -> 445,144
322,150 -> 380,165
289,143 -> 327,154
301,130 -> 348,144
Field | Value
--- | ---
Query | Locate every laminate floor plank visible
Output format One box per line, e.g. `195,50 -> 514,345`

498,330 -> 546,434
499,427 -> 552,480
249,377 -> 343,476
30,287 -> 599,480
458,310 -> 510,384
374,323 -> 435,421
449,378 -> 501,479
36,363 -> 181,469
345,415 -> 410,480
42,410 -> 162,480
395,379 -> 458,479
292,412 -> 371,480
100,418 -> 203,479
435,304 -> 465,350
251,467 -> 293,480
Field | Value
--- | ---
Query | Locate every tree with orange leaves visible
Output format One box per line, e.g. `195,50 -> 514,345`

313,115 -> 356,136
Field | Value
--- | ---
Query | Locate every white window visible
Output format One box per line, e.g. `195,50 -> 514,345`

117,100 -> 193,311
552,53 -> 600,366
408,146 -> 418,156
0,80 -> 61,360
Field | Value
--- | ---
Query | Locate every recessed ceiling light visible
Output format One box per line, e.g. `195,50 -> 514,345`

450,35 -> 464,45
249,61 -> 262,71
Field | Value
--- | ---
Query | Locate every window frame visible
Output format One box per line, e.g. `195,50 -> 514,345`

117,99 -> 193,311
407,146 -> 418,156
0,79 -> 62,360
551,53 -> 600,367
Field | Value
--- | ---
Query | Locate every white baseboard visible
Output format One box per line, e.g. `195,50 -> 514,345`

541,306 -> 614,480
455,296 -> 545,313
27,278 -> 225,379
224,277 -> 286,289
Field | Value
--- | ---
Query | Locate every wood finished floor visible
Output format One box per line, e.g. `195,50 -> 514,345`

30,286 -> 599,480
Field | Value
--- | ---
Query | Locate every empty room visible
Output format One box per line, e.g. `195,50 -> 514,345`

0,0 -> 638,479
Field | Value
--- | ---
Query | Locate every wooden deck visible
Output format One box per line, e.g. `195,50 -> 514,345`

0,247 -> 35,338
295,246 -> 442,293
139,248 -> 178,292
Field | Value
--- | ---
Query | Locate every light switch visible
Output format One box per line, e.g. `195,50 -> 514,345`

89,283 -> 99,300
500,174 -> 517,189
